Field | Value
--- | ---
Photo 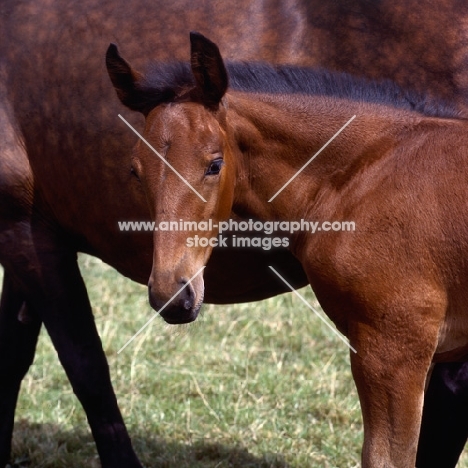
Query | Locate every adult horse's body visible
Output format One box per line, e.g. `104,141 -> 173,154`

107,33 -> 468,467
2,0 -> 468,466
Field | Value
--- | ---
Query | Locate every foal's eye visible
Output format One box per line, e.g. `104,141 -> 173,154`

130,166 -> 141,182
205,159 -> 224,176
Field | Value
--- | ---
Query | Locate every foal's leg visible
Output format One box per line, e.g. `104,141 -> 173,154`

416,361 -> 468,468
0,273 -> 41,466
348,305 -> 441,468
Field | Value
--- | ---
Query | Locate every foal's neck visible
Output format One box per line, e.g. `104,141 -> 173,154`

227,91 -> 418,221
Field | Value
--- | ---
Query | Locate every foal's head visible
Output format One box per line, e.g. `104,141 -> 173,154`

107,33 -> 235,323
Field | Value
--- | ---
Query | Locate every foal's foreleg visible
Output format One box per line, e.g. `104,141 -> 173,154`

0,272 -> 41,466
349,307 -> 441,468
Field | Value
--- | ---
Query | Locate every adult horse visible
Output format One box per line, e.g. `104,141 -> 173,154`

0,2 -> 311,466
106,32 -> 468,467
2,0 -> 468,466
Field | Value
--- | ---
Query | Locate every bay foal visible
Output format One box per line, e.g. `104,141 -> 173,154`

107,33 -> 468,467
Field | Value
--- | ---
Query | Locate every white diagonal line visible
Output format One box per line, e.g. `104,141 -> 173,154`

268,115 -> 356,202
117,266 -> 206,354
268,266 -> 357,353
118,114 -> 207,202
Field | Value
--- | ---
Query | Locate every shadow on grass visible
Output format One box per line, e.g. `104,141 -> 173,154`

10,420 -> 291,468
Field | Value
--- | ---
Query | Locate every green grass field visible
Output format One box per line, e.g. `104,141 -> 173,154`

1,256 -> 467,467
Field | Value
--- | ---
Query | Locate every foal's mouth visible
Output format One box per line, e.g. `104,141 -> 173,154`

159,297 -> 204,324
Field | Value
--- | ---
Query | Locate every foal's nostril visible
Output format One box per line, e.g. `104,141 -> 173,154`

178,278 -> 195,310
147,276 -> 196,314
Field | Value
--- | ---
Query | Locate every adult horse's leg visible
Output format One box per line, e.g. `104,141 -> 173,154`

416,361 -> 468,468
0,224 -> 142,468
0,273 -> 41,466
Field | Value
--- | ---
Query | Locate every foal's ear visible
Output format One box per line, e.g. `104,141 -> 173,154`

106,44 -> 150,114
190,32 -> 228,109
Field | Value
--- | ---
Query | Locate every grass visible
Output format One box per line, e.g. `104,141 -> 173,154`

0,256 -> 466,467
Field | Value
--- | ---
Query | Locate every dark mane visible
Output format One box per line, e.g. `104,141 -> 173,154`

141,61 -> 464,119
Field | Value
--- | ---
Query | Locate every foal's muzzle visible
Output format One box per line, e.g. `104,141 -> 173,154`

148,277 -> 202,324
